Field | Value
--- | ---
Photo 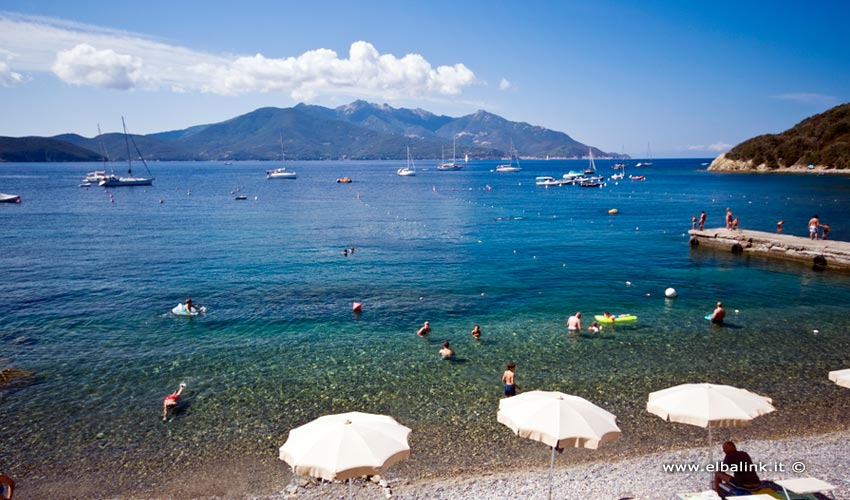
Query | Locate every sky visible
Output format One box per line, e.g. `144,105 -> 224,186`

1,0 -> 848,158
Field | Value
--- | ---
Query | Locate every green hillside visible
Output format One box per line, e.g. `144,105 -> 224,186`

725,102 -> 850,169
0,136 -> 103,162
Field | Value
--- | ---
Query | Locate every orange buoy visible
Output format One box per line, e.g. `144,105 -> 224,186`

352,302 -> 362,312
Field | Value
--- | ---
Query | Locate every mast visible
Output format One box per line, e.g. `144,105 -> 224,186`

121,116 -> 133,176
452,134 -> 457,163
97,124 -> 110,168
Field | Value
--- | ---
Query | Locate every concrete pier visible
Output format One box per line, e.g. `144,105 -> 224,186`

688,227 -> 850,271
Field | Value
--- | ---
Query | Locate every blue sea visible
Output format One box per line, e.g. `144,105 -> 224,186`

2,159 -> 850,498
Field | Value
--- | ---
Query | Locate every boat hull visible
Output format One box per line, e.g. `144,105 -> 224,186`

99,177 -> 154,187
0,193 -> 21,203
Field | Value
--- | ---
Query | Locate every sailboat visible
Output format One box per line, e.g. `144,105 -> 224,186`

99,117 -> 154,187
495,140 -> 522,172
635,142 -> 653,167
397,147 -> 416,176
578,148 -> 605,187
267,132 -> 297,179
437,135 -> 462,170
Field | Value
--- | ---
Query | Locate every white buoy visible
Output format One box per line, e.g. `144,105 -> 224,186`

665,287 -> 678,298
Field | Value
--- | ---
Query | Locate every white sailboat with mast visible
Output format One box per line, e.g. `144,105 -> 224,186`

397,146 -> 416,176
495,140 -> 522,172
99,117 -> 154,187
437,134 -> 462,170
267,132 -> 297,179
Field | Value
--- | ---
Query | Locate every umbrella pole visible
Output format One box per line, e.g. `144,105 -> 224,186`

548,445 -> 556,500
348,477 -> 352,499
707,424 -> 713,490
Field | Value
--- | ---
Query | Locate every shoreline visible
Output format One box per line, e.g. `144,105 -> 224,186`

707,153 -> 850,174
260,427 -> 850,500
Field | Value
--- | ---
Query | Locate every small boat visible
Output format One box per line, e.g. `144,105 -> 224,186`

629,175 -> 646,181
560,171 -> 584,184
267,133 -> 297,179
610,159 -> 626,180
579,180 -> 606,188
0,193 -> 22,203
495,140 -> 522,172
235,194 -> 248,200
535,176 -> 561,186
84,170 -> 107,183
337,177 -> 352,183
397,147 -> 416,176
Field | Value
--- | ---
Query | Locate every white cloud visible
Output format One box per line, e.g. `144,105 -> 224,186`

772,92 -> 837,106
499,78 -> 511,90
52,44 -> 144,90
687,142 -> 732,152
0,60 -> 24,86
0,12 -> 477,100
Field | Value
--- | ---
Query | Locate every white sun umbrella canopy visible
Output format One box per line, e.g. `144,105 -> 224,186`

647,383 -> 775,487
279,411 -> 411,482
828,368 -> 850,388
646,383 -> 775,428
497,390 -> 621,500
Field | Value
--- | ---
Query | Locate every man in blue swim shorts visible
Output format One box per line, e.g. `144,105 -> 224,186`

502,362 -> 518,397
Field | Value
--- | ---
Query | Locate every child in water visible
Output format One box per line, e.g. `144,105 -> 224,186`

588,321 -> 602,333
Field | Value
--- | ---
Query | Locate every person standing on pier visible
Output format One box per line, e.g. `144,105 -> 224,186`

808,215 -> 820,240
725,208 -> 734,229
699,211 -> 706,231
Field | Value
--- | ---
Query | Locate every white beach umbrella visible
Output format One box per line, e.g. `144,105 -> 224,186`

279,411 -> 411,495
828,368 -> 850,389
647,383 -> 775,486
497,390 -> 621,500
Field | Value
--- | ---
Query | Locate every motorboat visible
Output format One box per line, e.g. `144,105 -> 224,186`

0,193 -> 21,203
84,170 -> 107,183
535,176 -> 563,187
560,171 -> 583,184
337,177 -> 353,183
267,168 -> 297,179
629,175 -> 646,181
579,180 -> 606,188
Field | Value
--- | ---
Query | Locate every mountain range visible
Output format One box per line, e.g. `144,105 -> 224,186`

0,100 -> 626,162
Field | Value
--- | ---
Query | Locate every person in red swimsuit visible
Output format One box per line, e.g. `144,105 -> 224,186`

162,382 -> 186,421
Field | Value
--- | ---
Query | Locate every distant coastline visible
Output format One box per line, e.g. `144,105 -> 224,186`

708,152 -> 850,173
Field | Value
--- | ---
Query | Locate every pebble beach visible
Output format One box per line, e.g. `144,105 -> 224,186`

262,429 -> 850,500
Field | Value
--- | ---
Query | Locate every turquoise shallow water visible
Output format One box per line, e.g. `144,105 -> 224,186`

2,159 -> 850,497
